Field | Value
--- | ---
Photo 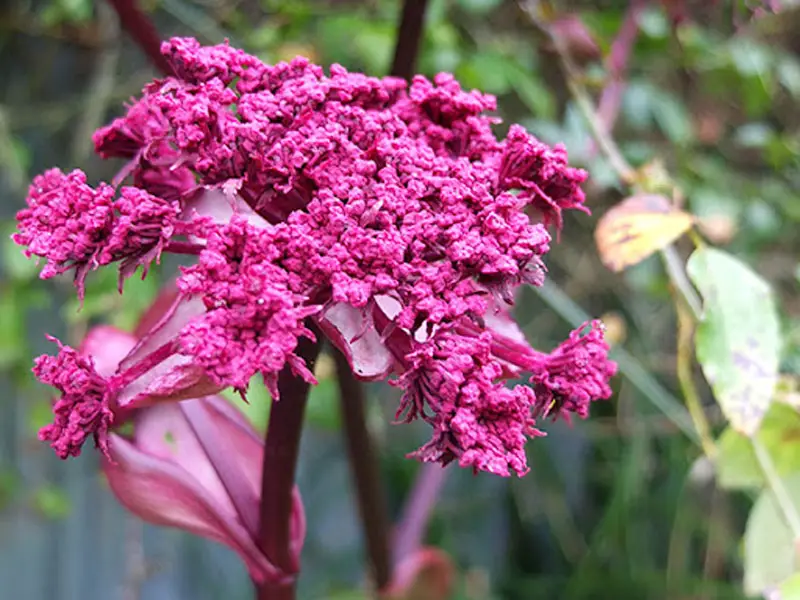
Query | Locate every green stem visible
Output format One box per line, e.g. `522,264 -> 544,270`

676,299 -> 716,460
752,437 -> 800,541
661,246 -> 703,321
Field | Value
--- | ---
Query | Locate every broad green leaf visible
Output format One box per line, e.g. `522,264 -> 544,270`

777,573 -> 800,600
717,403 -> 800,490
687,247 -> 781,436
744,473 -> 800,595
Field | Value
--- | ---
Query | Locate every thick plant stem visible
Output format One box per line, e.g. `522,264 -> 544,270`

390,0 -> 429,79
333,350 -> 392,590
105,0 -> 172,76
256,333 -> 322,600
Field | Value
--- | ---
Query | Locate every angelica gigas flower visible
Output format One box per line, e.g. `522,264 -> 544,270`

16,37 -> 616,476
52,317 -> 305,584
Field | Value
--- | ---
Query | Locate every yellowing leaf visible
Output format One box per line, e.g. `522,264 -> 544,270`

594,194 -> 695,272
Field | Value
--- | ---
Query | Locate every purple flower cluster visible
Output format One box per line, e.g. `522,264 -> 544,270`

15,37 -> 615,476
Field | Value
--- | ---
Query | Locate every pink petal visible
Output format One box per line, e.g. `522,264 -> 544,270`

183,187 -> 267,244
132,402 -> 236,513
115,354 -> 221,408
317,302 -> 393,380
79,326 -> 137,377
199,396 -> 306,558
121,293 -> 205,372
116,293 -> 221,407
134,284 -> 180,338
103,433 -> 280,583
484,299 -> 527,345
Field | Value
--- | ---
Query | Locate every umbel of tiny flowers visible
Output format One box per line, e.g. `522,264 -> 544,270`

15,37 -> 616,477
61,310 -> 305,585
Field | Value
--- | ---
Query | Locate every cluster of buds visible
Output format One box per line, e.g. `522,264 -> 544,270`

14,37 -> 616,571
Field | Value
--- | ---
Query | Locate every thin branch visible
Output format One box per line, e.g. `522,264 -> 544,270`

661,246 -> 703,321
105,0 -> 172,76
333,349 -> 391,590
390,0 -> 429,79
520,0 -> 637,183
596,0 -> 647,135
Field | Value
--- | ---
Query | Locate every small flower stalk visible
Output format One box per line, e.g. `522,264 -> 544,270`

15,35 -> 616,593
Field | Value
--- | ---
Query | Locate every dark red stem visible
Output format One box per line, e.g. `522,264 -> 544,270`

391,463 -> 448,565
164,240 -> 205,255
256,333 -> 321,600
333,349 -> 391,590
390,0 -> 430,79
104,0 -> 173,76
594,0 -> 647,137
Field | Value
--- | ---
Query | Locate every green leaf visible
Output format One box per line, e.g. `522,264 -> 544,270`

456,52 -> 511,96
456,0 -> 502,14
744,473 -> 800,595
778,573 -> 800,600
779,57 -> 800,98
2,222 -> 39,282
0,470 -> 19,510
223,374 -> 272,433
686,247 -> 781,436
306,377 -> 341,431
506,63 -> 555,119
717,403 -> 800,490
651,92 -> 694,146
0,289 -> 27,369
32,485 -> 72,520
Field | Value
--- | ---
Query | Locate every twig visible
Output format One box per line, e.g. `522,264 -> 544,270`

390,0 -> 429,79
519,0 -> 637,184
594,0 -> 647,140
661,246 -> 703,321
333,349 -> 391,590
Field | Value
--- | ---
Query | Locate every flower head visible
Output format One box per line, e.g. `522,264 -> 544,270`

35,336 -> 114,459
18,37 -> 616,476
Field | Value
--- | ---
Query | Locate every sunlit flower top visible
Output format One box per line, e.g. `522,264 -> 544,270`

15,37 -> 616,477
